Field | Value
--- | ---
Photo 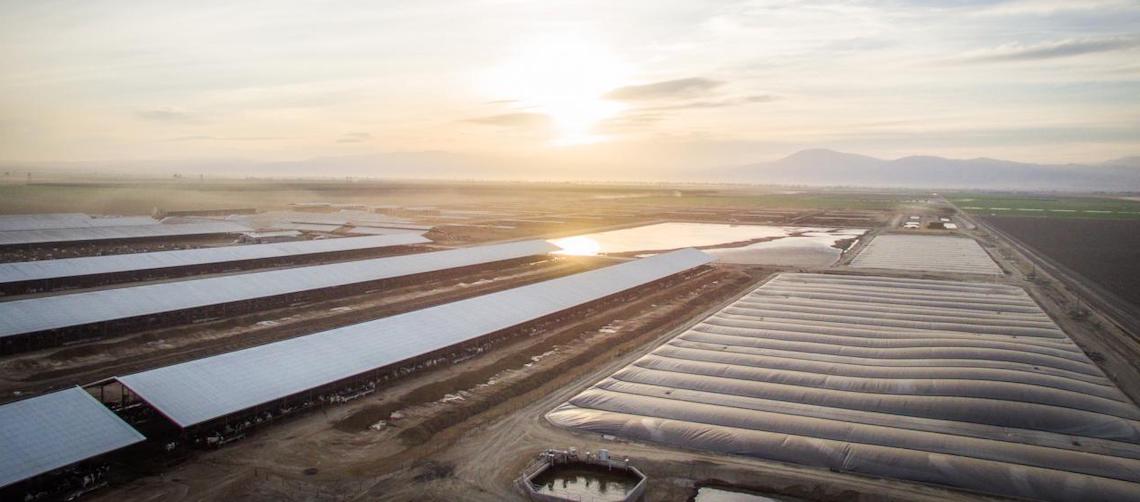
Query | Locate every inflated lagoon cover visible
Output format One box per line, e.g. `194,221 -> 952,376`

547,273 -> 1140,501
850,234 -> 1003,275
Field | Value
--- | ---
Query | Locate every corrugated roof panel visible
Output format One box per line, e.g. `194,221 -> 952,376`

0,222 -> 251,247
0,214 -> 158,232
118,248 -> 713,427
0,240 -> 558,339
0,387 -> 144,488
345,226 -> 430,235
268,222 -> 345,232
0,234 -> 431,284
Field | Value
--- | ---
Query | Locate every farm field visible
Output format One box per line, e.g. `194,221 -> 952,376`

632,192 -> 917,211
4,178 -> 1139,502
983,216 -> 1140,309
951,193 -> 1140,219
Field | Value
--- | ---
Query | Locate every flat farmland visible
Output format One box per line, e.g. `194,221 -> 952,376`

952,193 -> 1140,219
984,216 -> 1140,309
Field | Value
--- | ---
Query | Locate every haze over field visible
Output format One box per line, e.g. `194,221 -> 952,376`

2,1 -> 1139,185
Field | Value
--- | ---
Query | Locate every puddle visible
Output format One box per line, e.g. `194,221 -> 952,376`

705,229 -> 865,266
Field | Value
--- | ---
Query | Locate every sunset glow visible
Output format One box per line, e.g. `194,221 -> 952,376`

480,36 -> 629,145
551,236 -> 602,256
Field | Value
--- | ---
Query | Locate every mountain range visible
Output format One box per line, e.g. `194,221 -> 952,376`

722,149 -> 1140,190
9,149 -> 1140,190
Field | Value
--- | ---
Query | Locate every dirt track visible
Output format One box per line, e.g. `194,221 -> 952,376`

86,261 -> 1001,502
86,266 -> 771,501
12,187 -> 1120,502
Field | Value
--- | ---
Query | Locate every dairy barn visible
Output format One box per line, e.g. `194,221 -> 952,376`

0,240 -> 560,354
0,249 -> 713,500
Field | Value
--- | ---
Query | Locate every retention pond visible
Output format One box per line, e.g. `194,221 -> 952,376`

551,222 -> 865,267
530,462 -> 642,501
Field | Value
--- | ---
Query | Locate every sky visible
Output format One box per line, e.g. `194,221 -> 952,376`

1,0 -> 1139,179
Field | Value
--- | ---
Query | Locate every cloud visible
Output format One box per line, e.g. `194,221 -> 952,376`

136,107 -> 196,123
963,37 -> 1140,62
604,78 -> 723,101
973,0 -> 1134,17
464,112 -> 550,127
596,112 -> 665,134
337,131 -> 373,143
643,95 -> 778,111
165,135 -> 283,142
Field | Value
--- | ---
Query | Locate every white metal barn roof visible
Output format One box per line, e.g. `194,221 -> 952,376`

0,221 -> 251,247
269,222 -> 346,233
548,272 -> 1140,501
849,234 -> 1002,275
0,240 -> 558,339
0,213 -> 157,232
232,211 -> 431,232
0,387 -> 144,488
117,248 -> 713,427
345,226 -> 430,235
0,234 -> 431,284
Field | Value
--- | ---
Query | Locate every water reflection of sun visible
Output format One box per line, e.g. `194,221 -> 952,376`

551,236 -> 601,256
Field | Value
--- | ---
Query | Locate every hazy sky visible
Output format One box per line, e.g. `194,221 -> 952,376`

2,0 -> 1138,174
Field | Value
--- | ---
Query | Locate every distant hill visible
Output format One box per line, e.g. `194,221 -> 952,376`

724,149 -> 1140,190
8,147 -> 1140,189
1103,156 -> 1140,169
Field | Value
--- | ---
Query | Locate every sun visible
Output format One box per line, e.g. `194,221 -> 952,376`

551,236 -> 602,256
481,36 -> 629,145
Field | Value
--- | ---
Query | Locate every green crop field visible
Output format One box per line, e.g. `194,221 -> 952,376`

948,193 -> 1140,220
630,192 -> 916,211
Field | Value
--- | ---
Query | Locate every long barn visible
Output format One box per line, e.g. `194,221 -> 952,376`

0,221 -> 252,247
116,249 -> 714,429
0,240 -> 559,353
0,233 -> 430,293
0,387 -> 145,495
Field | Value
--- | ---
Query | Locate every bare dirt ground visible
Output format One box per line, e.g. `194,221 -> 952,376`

10,182 -> 1097,502
88,266 -> 778,502
89,262 -> 996,502
366,268 -> 999,502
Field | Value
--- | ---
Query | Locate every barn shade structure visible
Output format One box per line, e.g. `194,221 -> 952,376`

0,233 -> 429,287
0,387 -> 144,489
0,213 -> 157,232
0,240 -> 559,350
117,248 -> 714,428
0,221 -> 251,247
